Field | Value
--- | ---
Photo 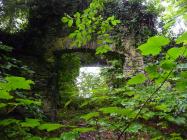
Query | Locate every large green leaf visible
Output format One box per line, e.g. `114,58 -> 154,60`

127,74 -> 147,85
0,90 -> 13,100
138,36 -> 170,56
5,76 -> 34,91
38,123 -> 63,132
21,118 -> 40,128
166,47 -> 181,60
0,119 -> 20,126
81,112 -> 99,121
179,46 -> 187,58
176,32 -> 187,44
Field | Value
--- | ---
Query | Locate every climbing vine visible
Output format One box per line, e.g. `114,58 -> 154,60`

62,0 -> 120,54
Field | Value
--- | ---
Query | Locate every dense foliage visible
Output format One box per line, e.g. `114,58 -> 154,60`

0,0 -> 187,140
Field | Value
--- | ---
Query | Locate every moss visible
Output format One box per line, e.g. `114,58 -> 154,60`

57,53 -> 81,105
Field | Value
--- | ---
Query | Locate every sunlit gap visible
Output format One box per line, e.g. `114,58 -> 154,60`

76,67 -> 105,98
159,1 -> 187,35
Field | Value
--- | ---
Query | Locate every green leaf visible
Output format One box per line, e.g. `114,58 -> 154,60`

142,111 -> 155,120
161,60 -> 176,70
176,32 -> 187,44
176,81 -> 187,91
99,107 -> 120,114
3,76 -> 34,91
163,20 -> 175,30
76,18 -> 81,27
0,44 -> 13,52
99,107 -> 135,117
176,71 -> 187,91
111,19 -> 121,26
0,103 -> 6,109
62,17 -> 69,23
38,123 -> 62,132
0,119 -> 20,126
74,12 -> 80,18
168,117 -> 186,125
69,33 -> 76,39
96,45 -> 112,55
61,132 -> 79,140
21,118 -> 40,128
81,112 -> 99,121
155,104 -> 171,112
145,65 -> 159,79
138,36 -> 170,56
68,19 -> 73,27
126,123 -> 142,133
0,90 -> 13,100
16,98 -> 41,106
127,74 -> 147,85
184,14 -> 187,21
73,127 -> 96,133
179,46 -> 187,58
64,100 -> 72,108
166,47 -> 181,60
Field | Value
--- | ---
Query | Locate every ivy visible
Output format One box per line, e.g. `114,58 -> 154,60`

1,1 -> 187,140
62,0 -> 120,54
